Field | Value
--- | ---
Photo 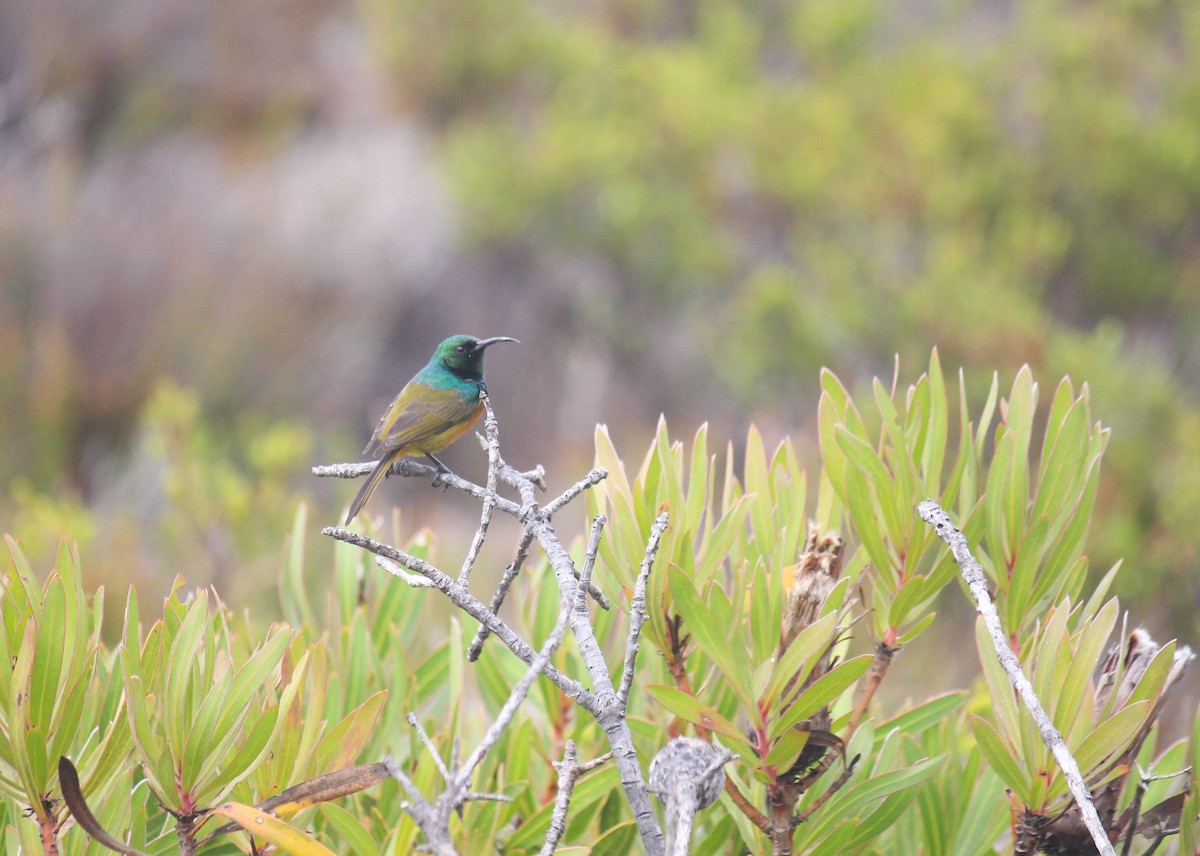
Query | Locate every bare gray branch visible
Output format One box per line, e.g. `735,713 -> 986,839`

918,499 -> 1116,856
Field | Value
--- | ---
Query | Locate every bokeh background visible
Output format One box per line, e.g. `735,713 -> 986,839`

3,0 -> 1199,646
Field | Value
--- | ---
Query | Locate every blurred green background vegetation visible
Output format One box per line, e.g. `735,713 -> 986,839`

2,0 -> 1199,634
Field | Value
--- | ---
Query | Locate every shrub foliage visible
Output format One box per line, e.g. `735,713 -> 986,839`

2,351 -> 1196,854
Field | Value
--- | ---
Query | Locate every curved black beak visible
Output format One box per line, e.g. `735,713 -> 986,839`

473,336 -> 519,351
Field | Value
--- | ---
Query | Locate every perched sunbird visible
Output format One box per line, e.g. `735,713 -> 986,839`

345,334 -> 518,525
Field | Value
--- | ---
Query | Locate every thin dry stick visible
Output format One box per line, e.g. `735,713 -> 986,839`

543,468 -> 608,516
617,512 -> 669,710
574,516 -> 605,615
540,741 -> 579,856
575,515 -> 611,609
467,531 -> 535,661
376,555 -> 435,588
319,401 -> 666,854
314,459 -> 527,517
327,526 -> 595,709
794,755 -> 860,825
407,712 -> 453,782
458,396 -> 502,586
452,600 -> 571,795
723,777 -> 771,832
918,499 -> 1116,856
385,599 -> 570,856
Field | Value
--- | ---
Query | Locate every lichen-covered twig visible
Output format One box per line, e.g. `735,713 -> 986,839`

544,468 -> 608,516
574,516 -> 605,615
384,600 -> 569,855
467,531 -> 535,661
458,397 -> 501,586
917,499 -> 1116,856
376,555 -> 435,588
618,512 -> 669,710
325,526 -> 594,708
540,741 -> 578,856
318,400 -> 666,853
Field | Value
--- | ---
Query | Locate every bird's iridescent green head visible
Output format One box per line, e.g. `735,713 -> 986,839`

432,335 -> 519,380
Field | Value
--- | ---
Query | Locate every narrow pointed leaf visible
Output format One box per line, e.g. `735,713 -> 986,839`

970,714 -> 1029,804
771,655 -> 873,739
643,685 -> 750,747
210,802 -> 336,856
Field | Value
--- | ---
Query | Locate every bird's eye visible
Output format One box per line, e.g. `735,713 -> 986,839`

455,345 -> 466,353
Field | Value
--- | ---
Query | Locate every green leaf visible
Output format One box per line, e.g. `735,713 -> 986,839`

284,504 -> 316,631
30,577 -> 67,732
334,540 -> 362,630
983,428 -> 1014,574
975,618 -> 1020,745
1059,599 -> 1118,741
210,628 -> 293,753
803,756 -> 944,850
1069,701 -> 1150,780
949,768 -> 1009,856
895,610 -> 937,645
1127,642 -> 1178,708
887,575 -> 929,630
842,465 -> 894,577
1078,563 -> 1121,627
668,570 -> 753,710
1032,396 -> 1088,534
213,650 -> 309,805
181,657 -> 234,791
684,423 -> 711,533
744,424 -> 774,555
763,725 -> 810,771
874,377 -> 916,530
590,821 -> 639,856
24,726 -> 48,801
48,665 -> 93,768
318,803 -> 379,856
749,560 -> 774,665
5,535 -> 41,619
843,790 -> 922,850
643,685 -> 750,747
203,706 -> 280,803
1030,600 -> 1071,723
1005,366 -> 1036,465
834,755 -> 944,814
875,692 -> 968,747
313,691 -> 388,772
163,592 -> 208,758
1042,455 -> 1101,583
818,391 -> 849,503
696,495 -> 752,588
1006,515 -> 1050,630
771,655 -> 873,739
921,348 -> 948,491
836,426 -> 904,558
9,621 -> 37,800
970,715 -> 1028,804
121,587 -> 142,677
762,612 -> 837,710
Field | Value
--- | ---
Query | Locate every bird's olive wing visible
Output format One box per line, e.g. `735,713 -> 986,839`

362,386 -> 479,457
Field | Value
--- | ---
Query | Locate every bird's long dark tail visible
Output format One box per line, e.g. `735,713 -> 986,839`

345,451 -> 397,525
